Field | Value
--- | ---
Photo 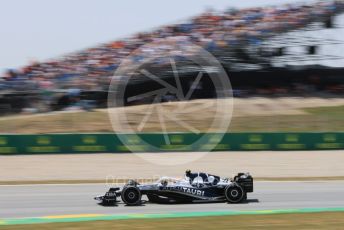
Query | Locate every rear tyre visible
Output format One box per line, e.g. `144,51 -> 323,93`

225,184 -> 244,203
121,186 -> 142,205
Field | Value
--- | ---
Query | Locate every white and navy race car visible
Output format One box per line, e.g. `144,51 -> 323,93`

95,171 -> 253,205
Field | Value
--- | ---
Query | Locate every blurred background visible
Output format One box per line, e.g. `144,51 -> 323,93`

2,2 -> 344,228
0,0 -> 344,134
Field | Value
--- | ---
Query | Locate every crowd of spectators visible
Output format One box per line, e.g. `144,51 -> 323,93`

1,0 -> 342,94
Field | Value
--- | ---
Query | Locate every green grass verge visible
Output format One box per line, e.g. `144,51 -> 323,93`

0,105 -> 343,133
1,212 -> 344,230
305,105 -> 344,116
230,105 -> 344,132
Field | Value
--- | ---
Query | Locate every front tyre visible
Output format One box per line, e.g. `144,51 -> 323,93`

225,184 -> 245,203
121,186 -> 142,206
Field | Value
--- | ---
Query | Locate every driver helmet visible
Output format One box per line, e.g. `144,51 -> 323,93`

208,175 -> 215,184
185,169 -> 191,177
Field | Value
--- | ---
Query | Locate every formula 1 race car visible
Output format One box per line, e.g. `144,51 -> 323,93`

95,172 -> 253,205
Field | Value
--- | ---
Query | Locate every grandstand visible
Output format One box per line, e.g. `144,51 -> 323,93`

0,0 -> 344,114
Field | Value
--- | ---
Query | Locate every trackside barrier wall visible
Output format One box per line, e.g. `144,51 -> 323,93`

0,133 -> 343,154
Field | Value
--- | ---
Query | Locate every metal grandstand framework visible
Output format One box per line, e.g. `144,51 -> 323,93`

229,12 -> 344,70
263,16 -> 344,65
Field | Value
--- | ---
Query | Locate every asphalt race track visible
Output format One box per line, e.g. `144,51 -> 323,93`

1,181 -> 344,218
